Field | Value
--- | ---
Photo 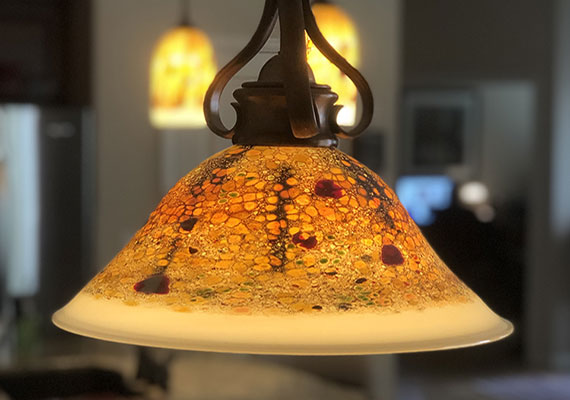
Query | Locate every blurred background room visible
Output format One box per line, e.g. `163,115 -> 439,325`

0,0 -> 569,399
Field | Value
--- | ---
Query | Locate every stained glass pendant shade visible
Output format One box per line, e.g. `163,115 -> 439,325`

149,25 -> 217,129
53,0 -> 512,354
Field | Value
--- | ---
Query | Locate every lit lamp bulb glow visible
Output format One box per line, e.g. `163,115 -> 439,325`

149,26 -> 217,129
459,181 -> 490,207
307,2 -> 360,126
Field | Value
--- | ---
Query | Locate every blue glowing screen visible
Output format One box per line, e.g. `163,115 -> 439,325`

395,175 -> 454,226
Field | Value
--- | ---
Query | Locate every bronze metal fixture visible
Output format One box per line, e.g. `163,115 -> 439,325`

204,0 -> 374,147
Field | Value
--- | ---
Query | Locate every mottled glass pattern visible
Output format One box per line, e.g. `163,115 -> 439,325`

84,146 -> 475,315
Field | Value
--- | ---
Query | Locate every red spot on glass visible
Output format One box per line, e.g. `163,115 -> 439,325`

134,274 -> 170,294
315,180 -> 343,199
382,244 -> 404,266
292,232 -> 318,249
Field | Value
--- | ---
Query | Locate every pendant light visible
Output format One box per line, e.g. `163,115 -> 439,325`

307,0 -> 360,126
54,0 -> 513,355
149,0 -> 217,129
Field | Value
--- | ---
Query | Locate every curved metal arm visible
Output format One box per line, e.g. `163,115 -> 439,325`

204,0 -> 278,138
277,0 -> 320,139
302,0 -> 374,138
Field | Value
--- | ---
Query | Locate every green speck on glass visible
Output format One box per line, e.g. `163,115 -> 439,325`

296,260 -> 303,265
320,258 -> 328,264
336,250 -> 346,256
239,287 -> 249,292
333,258 -> 340,264
218,198 -> 228,204
228,192 -> 239,198
366,301 -> 374,306
326,235 -> 335,240
243,281 -> 254,286
287,244 -> 296,249
197,288 -> 214,298
237,172 -> 246,177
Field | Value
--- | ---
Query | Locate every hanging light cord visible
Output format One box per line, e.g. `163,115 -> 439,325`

180,0 -> 192,26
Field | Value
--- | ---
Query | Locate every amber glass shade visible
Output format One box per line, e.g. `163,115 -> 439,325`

54,146 -> 512,354
307,3 -> 359,126
149,26 -> 217,129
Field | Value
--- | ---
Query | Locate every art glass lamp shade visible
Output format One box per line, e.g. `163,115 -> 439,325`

149,26 -> 217,129
53,146 -> 512,354
307,3 -> 359,126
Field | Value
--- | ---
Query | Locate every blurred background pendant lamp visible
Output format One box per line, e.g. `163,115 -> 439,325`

307,0 -> 360,126
54,0 -> 513,355
149,0 -> 217,129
